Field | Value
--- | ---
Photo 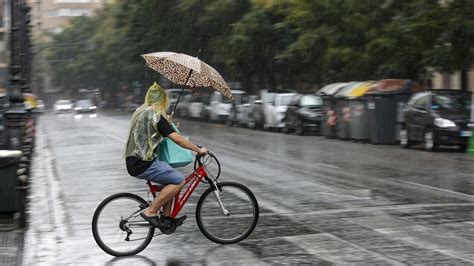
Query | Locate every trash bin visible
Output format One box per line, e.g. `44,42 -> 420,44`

335,98 -> 351,139
364,79 -> 423,145
318,83 -> 350,139
322,95 -> 338,138
335,81 -> 374,139
0,150 -> 22,213
348,97 -> 371,141
367,93 -> 412,144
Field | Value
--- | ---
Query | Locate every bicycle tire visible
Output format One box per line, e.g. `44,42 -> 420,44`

92,193 -> 155,256
196,181 -> 259,244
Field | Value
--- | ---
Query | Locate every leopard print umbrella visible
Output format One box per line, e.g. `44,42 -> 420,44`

142,52 -> 233,100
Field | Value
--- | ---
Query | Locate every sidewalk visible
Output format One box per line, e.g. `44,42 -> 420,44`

0,229 -> 23,265
22,120 -> 68,265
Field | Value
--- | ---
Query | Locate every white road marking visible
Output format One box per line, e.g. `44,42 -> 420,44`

400,181 -> 474,201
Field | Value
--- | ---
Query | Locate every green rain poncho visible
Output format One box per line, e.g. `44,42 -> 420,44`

125,82 -> 170,161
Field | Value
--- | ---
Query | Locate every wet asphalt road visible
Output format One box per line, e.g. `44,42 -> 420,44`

36,111 -> 474,265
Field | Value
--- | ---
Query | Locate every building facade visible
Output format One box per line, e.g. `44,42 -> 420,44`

0,0 -> 10,89
28,0 -> 107,102
431,70 -> 474,92
30,0 -> 105,38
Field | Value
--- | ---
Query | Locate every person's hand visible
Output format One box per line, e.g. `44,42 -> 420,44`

198,147 -> 208,155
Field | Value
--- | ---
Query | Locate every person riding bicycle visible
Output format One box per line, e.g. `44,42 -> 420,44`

125,82 -> 208,228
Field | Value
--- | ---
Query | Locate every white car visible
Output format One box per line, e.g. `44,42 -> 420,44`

54,100 -> 74,113
36,100 -> 46,113
264,93 -> 297,130
187,94 -> 210,119
205,90 -> 245,122
166,88 -> 191,114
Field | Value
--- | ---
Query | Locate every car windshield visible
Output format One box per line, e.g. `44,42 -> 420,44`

300,95 -> 322,106
432,93 -> 471,113
76,100 -> 93,107
57,100 -> 72,105
276,95 -> 293,106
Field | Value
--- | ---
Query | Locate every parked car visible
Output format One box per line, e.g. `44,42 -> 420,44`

230,94 -> 258,127
247,97 -> 265,129
400,90 -> 472,151
166,88 -> 191,113
264,93 -> 297,130
74,99 -> 97,114
203,90 -> 245,123
247,92 -> 275,129
36,100 -> 46,113
174,94 -> 192,118
187,93 -> 210,120
227,91 -> 250,125
54,100 -> 74,113
283,94 -> 323,135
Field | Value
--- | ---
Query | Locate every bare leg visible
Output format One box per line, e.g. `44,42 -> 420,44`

143,180 -> 185,217
162,200 -> 173,217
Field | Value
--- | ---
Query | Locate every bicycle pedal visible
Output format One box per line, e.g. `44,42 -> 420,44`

174,215 -> 187,226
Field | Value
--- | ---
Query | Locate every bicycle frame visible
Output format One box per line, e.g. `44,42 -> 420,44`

146,163 -> 209,218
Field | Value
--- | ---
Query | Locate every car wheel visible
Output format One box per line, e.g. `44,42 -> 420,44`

399,126 -> 411,148
424,129 -> 437,151
282,122 -> 290,134
294,119 -> 304,135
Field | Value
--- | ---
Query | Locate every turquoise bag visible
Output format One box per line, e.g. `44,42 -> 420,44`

157,122 -> 193,168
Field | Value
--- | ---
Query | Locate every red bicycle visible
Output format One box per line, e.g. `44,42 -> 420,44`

91,152 -> 259,257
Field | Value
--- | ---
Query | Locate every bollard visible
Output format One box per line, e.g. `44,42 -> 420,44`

17,175 -> 28,229
468,123 -> 474,156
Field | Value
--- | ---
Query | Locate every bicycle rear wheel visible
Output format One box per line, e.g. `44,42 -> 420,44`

196,181 -> 259,244
92,193 -> 155,256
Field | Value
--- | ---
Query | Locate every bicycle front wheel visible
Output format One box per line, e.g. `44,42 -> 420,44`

92,193 -> 155,256
196,181 -> 259,244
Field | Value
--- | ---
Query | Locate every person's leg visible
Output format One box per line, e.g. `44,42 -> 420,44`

139,160 -> 185,218
143,180 -> 185,217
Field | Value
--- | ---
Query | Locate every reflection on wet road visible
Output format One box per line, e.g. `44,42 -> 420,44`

32,112 -> 474,264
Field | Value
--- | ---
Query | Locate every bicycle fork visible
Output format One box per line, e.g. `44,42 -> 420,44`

209,179 -> 230,216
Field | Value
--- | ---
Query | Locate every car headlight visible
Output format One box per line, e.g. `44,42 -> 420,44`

89,106 -> 97,110
74,107 -> 82,110
434,118 -> 456,128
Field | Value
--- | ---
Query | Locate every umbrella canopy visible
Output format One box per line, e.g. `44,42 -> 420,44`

142,52 -> 233,100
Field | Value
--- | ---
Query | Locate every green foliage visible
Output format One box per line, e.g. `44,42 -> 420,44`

45,0 -> 473,95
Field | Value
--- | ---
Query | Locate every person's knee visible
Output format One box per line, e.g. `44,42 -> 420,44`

169,173 -> 184,186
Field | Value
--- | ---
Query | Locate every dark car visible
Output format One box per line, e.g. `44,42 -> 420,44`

400,90 -> 472,151
74,99 -> 97,114
283,94 -> 323,135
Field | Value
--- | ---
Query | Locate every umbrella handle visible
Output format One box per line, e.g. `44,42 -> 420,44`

171,69 -> 193,116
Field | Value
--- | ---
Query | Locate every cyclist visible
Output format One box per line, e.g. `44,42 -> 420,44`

124,82 -> 207,228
